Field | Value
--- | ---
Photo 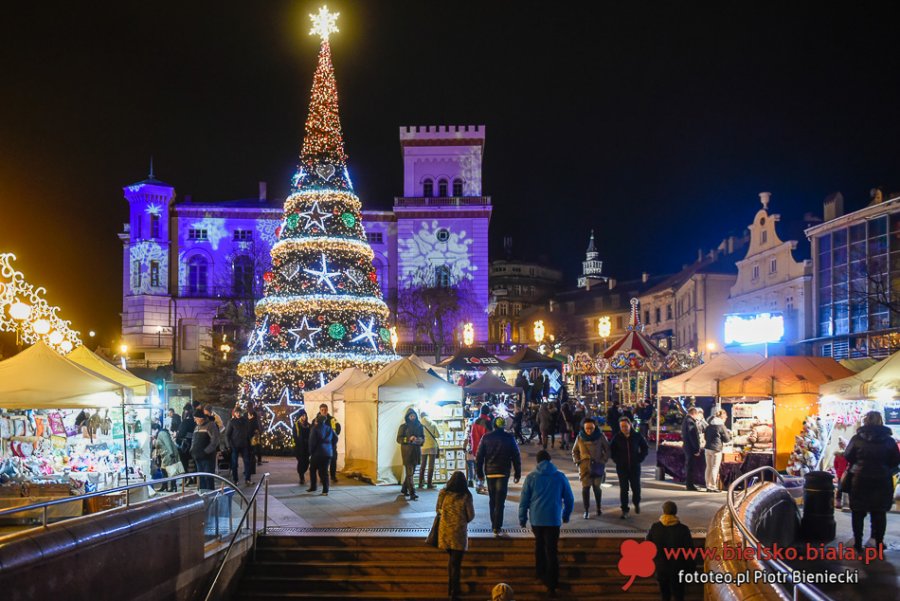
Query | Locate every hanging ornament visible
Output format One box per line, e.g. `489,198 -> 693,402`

263,271 -> 274,283
367,271 -> 378,283
379,328 -> 391,343
269,323 -> 282,336
275,226 -> 282,238
341,212 -> 356,228
286,213 -> 300,229
328,323 -> 346,339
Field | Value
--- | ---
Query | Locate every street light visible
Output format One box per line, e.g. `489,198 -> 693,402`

389,326 -> 399,353
597,316 -> 611,339
533,320 -> 545,345
48,330 -> 64,346
119,343 -> 128,369
9,300 -> 31,322
462,322 -> 474,347
32,318 -> 51,335
88,330 -> 96,338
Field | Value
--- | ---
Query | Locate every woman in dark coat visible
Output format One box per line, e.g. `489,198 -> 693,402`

175,405 -> 196,474
436,471 -> 475,601
844,411 -> 900,551
291,410 -> 312,486
397,408 -> 425,500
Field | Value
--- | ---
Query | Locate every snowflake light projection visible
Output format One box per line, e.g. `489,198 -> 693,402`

398,220 -> 476,283
129,241 -> 168,294
190,217 -> 229,250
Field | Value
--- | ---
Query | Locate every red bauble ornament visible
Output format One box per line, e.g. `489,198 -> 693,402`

367,271 -> 378,283
299,381 -> 306,389
275,226 -> 282,238
269,324 -> 282,336
317,315 -> 325,322
263,271 -> 274,283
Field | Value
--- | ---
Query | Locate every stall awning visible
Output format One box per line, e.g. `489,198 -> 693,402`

438,347 -> 512,370
718,356 -> 854,398
838,357 -> 880,374
304,367 -> 371,403
0,341 -> 125,408
66,345 -> 154,400
821,351 -> 900,401
504,347 -> 562,371
407,353 -> 448,380
344,358 -> 463,404
464,370 -> 523,395
657,352 -> 764,397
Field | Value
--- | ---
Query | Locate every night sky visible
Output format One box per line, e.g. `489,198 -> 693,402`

2,2 -> 900,348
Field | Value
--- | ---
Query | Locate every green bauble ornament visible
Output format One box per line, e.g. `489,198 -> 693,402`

286,213 -> 300,228
379,328 -> 391,342
341,212 -> 356,228
327,323 -> 346,340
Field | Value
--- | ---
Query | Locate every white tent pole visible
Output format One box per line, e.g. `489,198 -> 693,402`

120,388 -> 129,487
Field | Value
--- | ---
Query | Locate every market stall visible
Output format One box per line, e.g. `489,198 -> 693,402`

817,352 -> 900,475
463,370 -> 524,418
504,347 -> 563,396
407,353 -> 448,380
438,346 -> 512,386
342,358 -> 463,484
0,342 -> 152,519
304,367 -> 370,472
718,356 -> 853,470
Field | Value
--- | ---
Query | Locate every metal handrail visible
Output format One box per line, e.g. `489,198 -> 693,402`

0,472 -> 250,527
726,466 -> 832,601
203,473 -> 269,601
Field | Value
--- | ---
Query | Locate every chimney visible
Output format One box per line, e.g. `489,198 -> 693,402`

642,272 -> 649,283
823,192 -> 844,222
259,181 -> 267,202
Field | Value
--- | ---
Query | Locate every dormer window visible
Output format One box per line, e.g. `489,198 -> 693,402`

452,178 -> 463,196
423,178 -> 434,197
761,230 -> 768,244
438,178 -> 448,197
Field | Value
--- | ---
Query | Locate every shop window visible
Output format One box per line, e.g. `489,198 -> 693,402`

423,178 -> 434,197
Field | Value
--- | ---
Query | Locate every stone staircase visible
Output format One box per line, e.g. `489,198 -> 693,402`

235,533 -> 705,601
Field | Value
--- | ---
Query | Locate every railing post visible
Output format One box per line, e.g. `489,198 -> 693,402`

263,474 -> 269,535
125,487 -> 130,508
42,505 -> 48,528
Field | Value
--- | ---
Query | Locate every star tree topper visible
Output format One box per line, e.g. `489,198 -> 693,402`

309,6 -> 339,41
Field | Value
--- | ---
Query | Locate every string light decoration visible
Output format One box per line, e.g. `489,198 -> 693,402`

0,253 -> 81,353
238,7 -> 397,452
462,322 -> 475,347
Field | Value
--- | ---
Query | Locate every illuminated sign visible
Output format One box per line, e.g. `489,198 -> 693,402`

724,312 -> 785,346
463,356 -> 499,365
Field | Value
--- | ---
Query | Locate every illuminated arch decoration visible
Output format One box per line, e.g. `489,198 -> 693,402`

0,253 -> 82,353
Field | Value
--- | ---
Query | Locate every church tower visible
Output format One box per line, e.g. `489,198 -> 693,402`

578,230 -> 606,289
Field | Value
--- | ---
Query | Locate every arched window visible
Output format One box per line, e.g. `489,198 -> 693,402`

437,178 -> 448,197
452,178 -> 463,196
233,255 -> 254,297
423,178 -> 434,197
187,255 -> 208,296
435,264 -> 451,288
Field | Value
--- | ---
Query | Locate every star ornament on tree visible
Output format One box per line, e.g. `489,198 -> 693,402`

248,316 -> 268,353
304,253 -> 341,293
264,387 -> 303,434
300,200 -> 331,232
351,317 -> 380,351
309,6 -> 339,41
288,316 -> 322,350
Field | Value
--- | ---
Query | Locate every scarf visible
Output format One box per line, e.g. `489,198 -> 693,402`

659,514 -> 680,527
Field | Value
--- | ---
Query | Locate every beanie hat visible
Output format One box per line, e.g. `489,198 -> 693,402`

480,405 -> 492,416
494,417 -> 506,429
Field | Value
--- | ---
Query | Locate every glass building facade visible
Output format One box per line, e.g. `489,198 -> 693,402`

812,205 -> 900,358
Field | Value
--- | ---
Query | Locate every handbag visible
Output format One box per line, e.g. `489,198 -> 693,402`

838,471 -> 852,495
425,511 -> 440,547
164,460 -> 186,477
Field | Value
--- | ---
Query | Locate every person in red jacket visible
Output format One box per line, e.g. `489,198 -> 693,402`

833,436 -> 849,509
469,405 -> 494,492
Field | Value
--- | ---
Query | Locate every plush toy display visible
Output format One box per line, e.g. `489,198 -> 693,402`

787,416 -> 826,476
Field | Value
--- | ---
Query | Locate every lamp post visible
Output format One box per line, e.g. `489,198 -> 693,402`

598,316 -> 611,407
533,320 -> 545,346
119,343 -> 128,370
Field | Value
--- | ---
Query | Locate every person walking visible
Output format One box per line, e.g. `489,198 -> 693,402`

609,416 -> 649,518
152,422 -> 179,492
190,412 -> 220,490
518,450 -> 574,595
470,405 -> 493,492
175,405 -> 195,475
291,410 -> 312,486
681,407 -> 704,491
397,408 -> 425,500
166,408 -> 181,435
637,400 -> 654,440
224,407 -> 253,485
419,411 -> 442,489
646,501 -> 695,601
537,402 -> 556,450
572,417 -> 611,518
512,406 -> 527,445
557,400 -> 571,451
247,408 -> 264,467
606,400 -> 621,431
476,416 -> 522,536
316,404 -> 342,482
532,372 -> 544,403
844,410 -> 900,552
436,471 -> 475,601
307,412 -> 334,495
703,409 -> 731,493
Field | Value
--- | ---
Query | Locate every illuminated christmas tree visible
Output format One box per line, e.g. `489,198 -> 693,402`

237,7 -> 397,451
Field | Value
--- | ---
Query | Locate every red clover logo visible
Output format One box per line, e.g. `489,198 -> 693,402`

618,539 -> 657,591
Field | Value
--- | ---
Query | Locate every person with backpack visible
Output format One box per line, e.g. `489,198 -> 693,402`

316,404 -> 342,482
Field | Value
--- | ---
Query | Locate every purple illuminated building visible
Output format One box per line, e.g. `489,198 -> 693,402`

119,126 -> 491,372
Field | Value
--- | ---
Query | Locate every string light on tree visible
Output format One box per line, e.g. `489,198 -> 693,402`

462,322 -> 475,347
238,6 -> 396,452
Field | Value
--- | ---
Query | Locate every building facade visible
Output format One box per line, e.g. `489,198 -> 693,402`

120,125 -> 491,371
806,190 -> 900,359
728,192 -> 814,353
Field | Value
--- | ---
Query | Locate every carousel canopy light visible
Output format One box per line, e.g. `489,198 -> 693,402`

9,301 -> 31,321
48,330 -> 64,345
32,318 -> 51,335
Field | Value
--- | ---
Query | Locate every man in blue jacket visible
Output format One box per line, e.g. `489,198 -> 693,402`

518,449 -> 574,594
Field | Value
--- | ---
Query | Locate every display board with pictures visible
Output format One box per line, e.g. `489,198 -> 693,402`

415,402 -> 467,485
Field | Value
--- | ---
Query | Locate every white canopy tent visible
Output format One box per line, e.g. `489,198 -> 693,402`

407,353 -> 448,380
820,351 -> 900,401
303,367 -> 371,471
342,358 -> 463,484
657,353 -> 765,397
0,341 -> 126,409
66,345 -> 155,402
